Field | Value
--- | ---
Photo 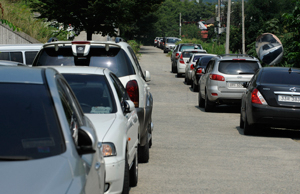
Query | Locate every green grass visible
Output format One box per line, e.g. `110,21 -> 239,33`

1,0 -> 68,43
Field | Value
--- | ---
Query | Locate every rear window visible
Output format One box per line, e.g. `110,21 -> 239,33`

182,51 -> 206,58
180,44 -> 202,51
63,74 -> 117,114
0,83 -> 65,160
34,46 -> 135,77
218,61 -> 260,75
260,70 -> 300,85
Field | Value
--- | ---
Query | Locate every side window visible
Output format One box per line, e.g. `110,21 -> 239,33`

127,46 -> 145,79
10,52 -> 23,63
25,51 -> 38,65
207,60 -> 215,73
0,52 -> 10,60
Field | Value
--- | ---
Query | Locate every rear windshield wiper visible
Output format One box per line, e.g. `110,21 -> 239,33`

0,156 -> 32,161
239,72 -> 254,74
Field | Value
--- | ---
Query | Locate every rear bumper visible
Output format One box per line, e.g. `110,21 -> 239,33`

248,103 -> 300,128
177,63 -> 186,73
207,86 -> 244,103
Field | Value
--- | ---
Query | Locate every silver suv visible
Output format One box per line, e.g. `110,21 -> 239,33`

198,54 -> 261,112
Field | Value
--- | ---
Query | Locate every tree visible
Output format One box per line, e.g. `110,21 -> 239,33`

29,0 -> 161,40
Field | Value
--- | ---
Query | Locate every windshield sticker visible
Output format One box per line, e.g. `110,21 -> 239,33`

22,137 -> 55,149
90,106 -> 111,114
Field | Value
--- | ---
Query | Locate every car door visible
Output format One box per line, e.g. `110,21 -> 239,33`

109,73 -> 138,164
56,77 -> 103,193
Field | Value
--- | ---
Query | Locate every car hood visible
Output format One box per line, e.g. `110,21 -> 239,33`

85,114 -> 116,141
0,155 -> 73,194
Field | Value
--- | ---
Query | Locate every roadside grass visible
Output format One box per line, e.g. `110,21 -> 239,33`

1,0 -> 68,43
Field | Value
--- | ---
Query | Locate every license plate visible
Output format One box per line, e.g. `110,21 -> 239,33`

278,95 -> 300,103
227,82 -> 243,88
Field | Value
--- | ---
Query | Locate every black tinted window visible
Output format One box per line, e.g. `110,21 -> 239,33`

0,83 -> 65,160
25,51 -> 38,65
63,74 -> 116,114
34,46 -> 135,77
260,70 -> 300,85
198,57 -> 214,67
218,61 -> 259,75
167,39 -> 178,43
0,52 -> 23,63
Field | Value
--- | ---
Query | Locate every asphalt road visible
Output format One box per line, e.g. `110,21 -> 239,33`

130,45 -> 300,194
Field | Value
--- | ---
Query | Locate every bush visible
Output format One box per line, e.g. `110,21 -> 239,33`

177,38 -> 225,55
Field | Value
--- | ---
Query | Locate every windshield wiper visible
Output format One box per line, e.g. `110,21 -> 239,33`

239,72 -> 254,74
0,156 -> 32,161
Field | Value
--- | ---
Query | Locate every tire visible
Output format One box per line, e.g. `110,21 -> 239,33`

129,154 -> 138,187
172,63 -> 176,73
122,153 -> 130,194
239,111 -> 244,129
198,89 -> 205,108
177,73 -> 182,77
205,90 -> 214,112
138,134 -> 149,163
192,82 -> 198,92
243,114 -> 255,135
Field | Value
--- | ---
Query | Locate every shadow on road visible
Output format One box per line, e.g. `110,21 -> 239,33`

195,104 -> 240,114
236,126 -> 300,140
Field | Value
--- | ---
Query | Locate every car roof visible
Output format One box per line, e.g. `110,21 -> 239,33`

216,54 -> 259,61
0,44 -> 43,50
48,66 -> 107,75
0,66 -> 44,84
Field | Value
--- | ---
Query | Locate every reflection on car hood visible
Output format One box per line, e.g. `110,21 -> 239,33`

0,155 -> 73,194
85,114 -> 116,141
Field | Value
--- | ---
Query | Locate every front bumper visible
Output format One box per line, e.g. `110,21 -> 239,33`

248,103 -> 300,128
104,158 -> 125,194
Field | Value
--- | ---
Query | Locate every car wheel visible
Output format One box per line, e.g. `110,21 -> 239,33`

129,154 -> 138,187
198,89 -> 205,108
192,82 -> 198,92
239,110 -> 244,129
184,75 -> 187,83
172,63 -> 176,73
243,114 -> 255,135
177,73 -> 182,77
205,90 -> 214,112
122,153 -> 130,194
138,134 -> 149,163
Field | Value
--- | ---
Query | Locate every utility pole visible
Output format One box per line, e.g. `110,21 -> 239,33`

225,0 -> 231,54
242,0 -> 245,54
179,13 -> 181,38
218,0 -> 221,35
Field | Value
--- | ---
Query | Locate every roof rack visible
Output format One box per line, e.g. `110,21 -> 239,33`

218,54 -> 255,59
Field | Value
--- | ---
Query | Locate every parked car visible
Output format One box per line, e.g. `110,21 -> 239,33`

184,53 -> 215,86
157,38 -> 163,49
0,66 -> 105,194
51,66 -> 139,193
0,44 -> 43,65
198,54 -> 261,112
154,37 -> 162,47
163,37 -> 180,53
191,54 -> 217,92
32,40 -> 153,163
240,67 -> 300,135
176,49 -> 207,77
171,43 -> 204,73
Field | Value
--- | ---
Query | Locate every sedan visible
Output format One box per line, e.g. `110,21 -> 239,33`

0,66 -> 105,194
52,66 -> 139,194
240,67 -> 300,135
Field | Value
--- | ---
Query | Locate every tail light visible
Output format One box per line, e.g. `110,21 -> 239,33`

175,53 -> 179,59
209,74 -> 225,81
251,88 -> 267,105
179,54 -> 185,64
126,80 -> 139,107
196,68 -> 202,75
190,64 -> 194,70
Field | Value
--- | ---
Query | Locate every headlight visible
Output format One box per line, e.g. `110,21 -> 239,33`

101,142 -> 117,157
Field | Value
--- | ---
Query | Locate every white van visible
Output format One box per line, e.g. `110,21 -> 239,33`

0,44 -> 43,65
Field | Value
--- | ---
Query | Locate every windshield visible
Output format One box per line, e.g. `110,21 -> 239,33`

34,46 -> 135,77
218,61 -> 260,75
0,83 -> 65,160
63,74 -> 117,114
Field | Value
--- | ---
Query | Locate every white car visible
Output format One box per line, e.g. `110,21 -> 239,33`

176,49 -> 207,77
184,53 -> 216,85
51,66 -> 139,194
32,40 -> 154,163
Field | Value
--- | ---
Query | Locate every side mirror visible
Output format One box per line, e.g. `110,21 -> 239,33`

145,70 -> 151,82
124,100 -> 135,113
77,126 -> 97,155
242,82 -> 249,88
